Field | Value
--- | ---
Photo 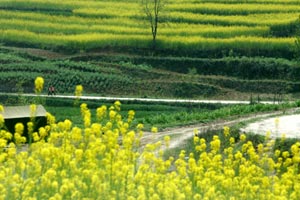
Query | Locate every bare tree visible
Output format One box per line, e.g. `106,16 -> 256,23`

141,0 -> 166,48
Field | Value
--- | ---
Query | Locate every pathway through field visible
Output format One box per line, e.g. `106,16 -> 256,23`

4,93 -> 299,152
140,108 -> 300,151
241,114 -> 300,139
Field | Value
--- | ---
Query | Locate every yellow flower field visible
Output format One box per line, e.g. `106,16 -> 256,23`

0,98 -> 300,199
0,0 -> 299,55
0,77 -> 299,199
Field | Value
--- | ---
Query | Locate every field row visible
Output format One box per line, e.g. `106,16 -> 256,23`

1,0 -> 300,13
0,9 -> 298,47
2,9 -> 298,27
180,0 -> 300,4
166,12 -> 299,26
168,3 -> 300,15
1,0 -> 299,57
0,29 -> 294,51
0,18 -> 271,38
1,49 -> 299,99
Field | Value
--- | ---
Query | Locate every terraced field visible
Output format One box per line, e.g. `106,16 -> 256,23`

0,0 -> 299,58
1,0 -> 300,99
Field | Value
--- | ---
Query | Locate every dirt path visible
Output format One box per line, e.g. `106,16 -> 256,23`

6,93 -> 284,105
241,114 -> 300,139
139,108 -> 300,151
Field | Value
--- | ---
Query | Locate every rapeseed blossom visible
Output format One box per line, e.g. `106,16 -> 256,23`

0,100 -> 300,199
96,105 -> 107,121
0,115 -> 4,128
75,85 -> 83,97
223,126 -> 230,137
151,126 -> 158,133
34,76 -> 44,93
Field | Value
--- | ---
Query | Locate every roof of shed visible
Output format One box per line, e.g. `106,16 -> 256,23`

0,105 -> 47,119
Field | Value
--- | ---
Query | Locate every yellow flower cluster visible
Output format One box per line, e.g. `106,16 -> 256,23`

0,102 -> 300,199
75,85 -> 83,97
80,103 -> 91,127
96,105 -> 107,121
34,76 -> 44,93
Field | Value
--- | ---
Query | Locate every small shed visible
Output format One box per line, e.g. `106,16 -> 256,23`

0,105 -> 47,139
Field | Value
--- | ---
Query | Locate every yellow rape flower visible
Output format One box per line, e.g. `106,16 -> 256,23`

39,127 -> 48,139
0,115 -> 4,128
282,151 -> 290,158
291,144 -> 299,156
75,85 -> 83,97
75,149 -> 83,161
2,130 -> 12,140
27,122 -> 34,134
30,104 -> 36,118
210,135 -> 221,152
240,133 -> 246,142
63,119 -> 72,131
71,127 -> 82,141
151,126 -> 158,133
96,105 -> 107,120
34,76 -> 44,93
109,110 -> 117,120
46,112 -> 56,125
128,110 -> 135,119
32,132 -> 40,142
223,126 -> 230,137
194,136 -> 199,144
274,149 -> 281,157
114,101 -> 121,111
136,123 -> 144,130
0,138 -> 7,148
15,123 -> 24,135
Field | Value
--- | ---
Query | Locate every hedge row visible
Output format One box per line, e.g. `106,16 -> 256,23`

129,56 -> 300,80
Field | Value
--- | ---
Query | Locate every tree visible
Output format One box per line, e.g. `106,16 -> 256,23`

141,0 -> 166,48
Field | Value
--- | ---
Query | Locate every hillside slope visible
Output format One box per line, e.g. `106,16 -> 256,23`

1,0 -> 300,99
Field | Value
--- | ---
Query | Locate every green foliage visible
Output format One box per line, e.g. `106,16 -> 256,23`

131,56 -> 300,80
1,48 -> 300,99
274,137 -> 300,153
138,102 -> 297,129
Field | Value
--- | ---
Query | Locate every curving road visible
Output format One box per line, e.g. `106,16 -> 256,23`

140,107 -> 300,152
